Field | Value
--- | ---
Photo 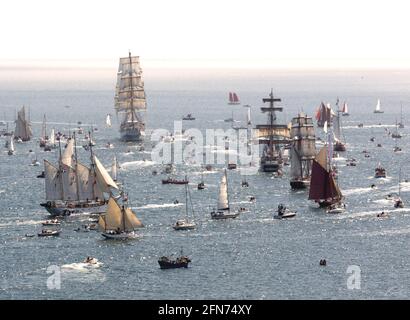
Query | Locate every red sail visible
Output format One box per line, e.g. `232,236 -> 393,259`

308,160 -> 340,201
233,92 -> 239,102
229,92 -> 233,103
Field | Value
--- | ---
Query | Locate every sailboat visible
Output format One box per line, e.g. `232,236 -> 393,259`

308,145 -> 344,209
210,169 -> 240,219
398,104 -> 404,128
228,92 -> 240,105
7,135 -> 15,155
289,112 -> 316,189
30,154 -> 40,166
392,118 -> 402,139
106,114 -> 112,127
98,197 -> 143,239
256,90 -> 290,172
14,106 -> 33,142
173,181 -> 196,230
341,102 -> 349,116
45,128 -> 57,150
114,52 -> 146,142
39,114 -> 48,147
315,102 -> 334,127
333,110 -> 346,151
111,156 -> 120,182
394,170 -> 404,208
374,99 -> 384,113
232,105 -> 252,130
40,134 -> 119,216
197,171 -> 205,190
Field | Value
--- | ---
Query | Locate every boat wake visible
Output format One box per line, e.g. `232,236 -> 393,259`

61,262 -> 103,272
121,160 -> 156,168
134,203 -> 184,210
343,187 -> 373,196
0,219 -> 42,228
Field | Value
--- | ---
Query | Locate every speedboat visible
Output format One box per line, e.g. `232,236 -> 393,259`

42,219 -> 61,226
394,197 -> 404,208
38,229 -> 60,237
197,182 -> 205,190
326,202 -> 346,214
83,257 -> 99,265
182,114 -> 195,120
173,219 -> 196,231
274,204 -> 296,219
375,164 -> 386,178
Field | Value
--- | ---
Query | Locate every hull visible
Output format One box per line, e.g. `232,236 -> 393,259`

158,261 -> 190,269
260,160 -> 281,172
290,179 -> 310,189
173,224 -> 196,230
334,142 -> 346,152
120,124 -> 144,142
41,202 -> 107,217
374,111 -> 384,113
211,211 -> 239,220
101,231 -> 138,240
274,212 -> 296,219
162,180 -> 189,185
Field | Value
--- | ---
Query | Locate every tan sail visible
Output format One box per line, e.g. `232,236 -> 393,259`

61,138 -> 75,167
316,146 -> 328,169
124,208 -> 143,230
94,156 -> 119,193
14,106 -> 33,141
103,198 -> 123,230
98,215 -> 106,231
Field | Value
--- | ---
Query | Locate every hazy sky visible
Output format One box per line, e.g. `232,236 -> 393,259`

2,0 -> 410,69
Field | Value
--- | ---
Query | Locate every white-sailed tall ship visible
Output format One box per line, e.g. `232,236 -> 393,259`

40,135 -> 119,216
14,106 -> 33,142
114,52 -> 146,142
289,113 -> 316,189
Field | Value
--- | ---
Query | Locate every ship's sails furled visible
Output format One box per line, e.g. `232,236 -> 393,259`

217,171 -> 229,210
14,106 -> 33,141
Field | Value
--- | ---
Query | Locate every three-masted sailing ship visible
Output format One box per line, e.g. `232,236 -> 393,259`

308,145 -> 344,208
210,169 -> 239,219
315,102 -> 334,128
255,90 -> 290,172
228,92 -> 240,105
40,135 -> 119,216
289,112 -> 316,189
114,52 -> 146,142
14,106 -> 33,142
98,197 -> 143,239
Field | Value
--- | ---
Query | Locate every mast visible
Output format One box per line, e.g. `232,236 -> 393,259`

89,130 -> 97,200
225,169 -> 230,211
128,51 -> 135,125
185,178 -> 189,220
73,132 -> 80,201
58,139 -> 65,200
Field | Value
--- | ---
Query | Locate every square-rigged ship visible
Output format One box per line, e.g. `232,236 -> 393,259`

255,90 -> 290,172
289,112 -> 316,189
114,52 -> 146,142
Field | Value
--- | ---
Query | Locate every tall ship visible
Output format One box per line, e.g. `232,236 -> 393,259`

255,90 -> 290,172
14,106 -> 33,142
308,145 -> 343,208
289,113 -> 316,189
114,52 -> 146,142
333,108 -> 346,151
40,135 -> 119,216
315,102 -> 334,128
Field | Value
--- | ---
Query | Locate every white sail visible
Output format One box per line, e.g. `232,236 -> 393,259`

50,128 -> 55,145
76,162 -> 95,201
333,114 -> 341,141
9,136 -> 14,152
106,114 -> 112,127
111,156 -> 118,181
61,138 -> 75,167
376,99 -> 381,112
61,165 -> 78,201
94,156 -> 119,193
41,114 -> 47,139
44,160 -> 63,201
217,170 -> 229,210
246,106 -> 251,126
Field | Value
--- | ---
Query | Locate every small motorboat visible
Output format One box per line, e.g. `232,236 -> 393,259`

162,178 -> 189,185
37,171 -> 45,178
274,204 -> 296,219
241,180 -> 249,187
197,181 -> 205,190
377,143 -> 382,148
158,254 -> 191,269
182,114 -> 195,120
394,146 -> 402,152
106,142 -> 114,149
326,202 -> 346,214
205,164 -> 213,171
249,196 -> 256,202
25,233 -> 35,238
42,219 -> 61,226
358,123 -> 364,128
173,219 -> 196,231
77,127 -> 84,134
370,137 -> 375,142
38,229 -> 60,237
319,259 -> 327,266
227,163 -> 237,170
210,210 -> 240,220
377,211 -> 388,218
31,159 -> 40,166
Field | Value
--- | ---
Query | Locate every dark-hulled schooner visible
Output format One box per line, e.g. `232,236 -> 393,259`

315,102 -> 333,128
114,52 -> 146,142
255,90 -> 290,172
289,112 -> 316,189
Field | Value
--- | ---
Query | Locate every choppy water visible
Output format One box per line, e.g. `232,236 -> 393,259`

1,83 -> 410,299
